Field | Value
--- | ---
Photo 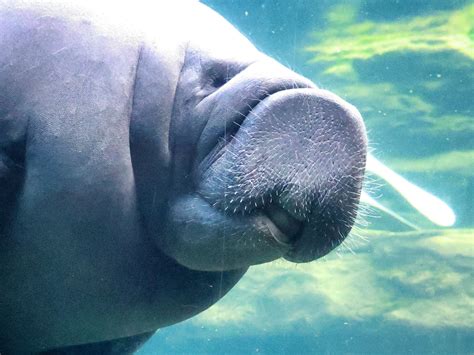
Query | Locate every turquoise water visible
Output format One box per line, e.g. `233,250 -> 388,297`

139,1 -> 473,353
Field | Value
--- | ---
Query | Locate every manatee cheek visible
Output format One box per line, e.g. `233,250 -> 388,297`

156,195 -> 287,271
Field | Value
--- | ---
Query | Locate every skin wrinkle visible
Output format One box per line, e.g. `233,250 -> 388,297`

168,38 -> 190,186
194,60 -> 258,145
200,84 -> 276,179
127,44 -> 143,205
128,45 -> 143,126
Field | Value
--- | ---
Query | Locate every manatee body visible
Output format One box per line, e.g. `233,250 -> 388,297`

0,1 -> 367,353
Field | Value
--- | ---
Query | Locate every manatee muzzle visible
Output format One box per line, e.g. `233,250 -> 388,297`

159,87 -> 367,271
198,88 -> 367,263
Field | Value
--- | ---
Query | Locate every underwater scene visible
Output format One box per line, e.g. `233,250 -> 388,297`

139,0 -> 473,353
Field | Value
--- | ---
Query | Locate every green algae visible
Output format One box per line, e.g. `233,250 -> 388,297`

388,150 -> 474,175
306,3 -> 474,75
193,228 -> 474,331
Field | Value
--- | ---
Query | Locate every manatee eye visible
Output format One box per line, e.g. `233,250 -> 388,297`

204,64 -> 233,90
202,60 -> 249,93
212,75 -> 227,88
210,73 -> 229,89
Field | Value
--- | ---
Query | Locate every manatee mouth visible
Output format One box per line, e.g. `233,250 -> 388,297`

264,204 -> 303,246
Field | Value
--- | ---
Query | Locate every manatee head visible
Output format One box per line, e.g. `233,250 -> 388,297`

156,5 -> 367,271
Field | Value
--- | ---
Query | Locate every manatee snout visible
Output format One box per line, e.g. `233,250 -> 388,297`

197,86 -> 367,264
160,73 -> 366,271
153,49 -> 367,271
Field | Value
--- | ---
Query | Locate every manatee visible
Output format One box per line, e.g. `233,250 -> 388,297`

0,0 -> 367,353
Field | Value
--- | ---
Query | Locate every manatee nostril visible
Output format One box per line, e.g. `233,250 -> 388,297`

265,204 -> 303,244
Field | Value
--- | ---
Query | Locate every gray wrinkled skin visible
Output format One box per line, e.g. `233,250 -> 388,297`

0,1 -> 367,353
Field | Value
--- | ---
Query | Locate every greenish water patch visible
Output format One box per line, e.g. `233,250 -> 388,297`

140,228 -> 473,354
389,150 -> 474,175
306,3 -> 474,71
195,228 -> 474,329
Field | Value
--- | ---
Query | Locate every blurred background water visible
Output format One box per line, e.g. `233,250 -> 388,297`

139,0 -> 473,353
